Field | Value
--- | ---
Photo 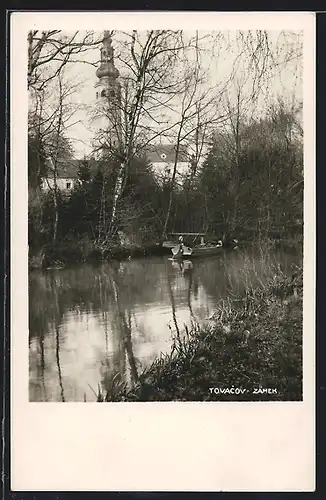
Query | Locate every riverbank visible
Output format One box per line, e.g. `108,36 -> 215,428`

98,266 -> 303,402
29,234 -> 302,270
28,241 -> 171,269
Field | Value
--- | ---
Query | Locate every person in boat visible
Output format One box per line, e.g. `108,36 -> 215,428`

172,235 -> 193,258
173,235 -> 190,258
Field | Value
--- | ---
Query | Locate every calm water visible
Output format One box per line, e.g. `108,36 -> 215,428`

29,248 -> 301,402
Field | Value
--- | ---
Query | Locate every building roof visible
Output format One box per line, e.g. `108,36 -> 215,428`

44,158 -> 99,179
43,144 -> 189,179
143,144 -> 189,163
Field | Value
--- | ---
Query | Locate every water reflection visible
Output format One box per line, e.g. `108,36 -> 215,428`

29,250 -> 301,402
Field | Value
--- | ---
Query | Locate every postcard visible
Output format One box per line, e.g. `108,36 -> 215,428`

11,10 -> 315,492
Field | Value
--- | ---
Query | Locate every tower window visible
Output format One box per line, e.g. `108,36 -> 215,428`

66,182 -> 71,189
101,90 -> 106,97
96,92 -> 99,99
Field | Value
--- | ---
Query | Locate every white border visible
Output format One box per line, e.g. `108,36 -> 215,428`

11,12 -> 315,492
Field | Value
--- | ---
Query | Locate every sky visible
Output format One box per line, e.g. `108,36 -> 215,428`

30,29 -> 303,159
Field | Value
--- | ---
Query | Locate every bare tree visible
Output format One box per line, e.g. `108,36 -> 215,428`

28,30 -> 101,91
160,32 -> 232,238
30,71 -> 81,252
93,30 -> 239,241
90,30 -> 191,247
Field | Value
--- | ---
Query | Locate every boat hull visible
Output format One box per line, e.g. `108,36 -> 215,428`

171,245 -> 223,259
191,246 -> 223,257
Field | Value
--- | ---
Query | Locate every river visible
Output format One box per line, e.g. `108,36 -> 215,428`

29,247 -> 301,402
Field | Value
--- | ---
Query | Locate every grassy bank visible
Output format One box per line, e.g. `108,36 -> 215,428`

97,263 -> 303,402
29,240 -> 171,269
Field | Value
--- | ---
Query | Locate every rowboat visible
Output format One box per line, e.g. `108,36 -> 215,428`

191,244 -> 224,257
171,241 -> 223,259
162,232 -> 206,250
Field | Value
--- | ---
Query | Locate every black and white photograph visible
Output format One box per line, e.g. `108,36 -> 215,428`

10,11 -> 316,492
26,25 -> 306,403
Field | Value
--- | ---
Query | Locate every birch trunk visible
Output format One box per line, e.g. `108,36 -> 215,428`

110,160 -> 126,229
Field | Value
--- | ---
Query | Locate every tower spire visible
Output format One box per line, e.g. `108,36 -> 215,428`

96,30 -> 119,82
94,30 -> 122,152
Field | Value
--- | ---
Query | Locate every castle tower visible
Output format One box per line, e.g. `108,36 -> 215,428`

94,31 -> 122,153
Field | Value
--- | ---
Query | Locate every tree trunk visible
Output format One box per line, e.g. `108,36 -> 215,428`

110,160 -> 126,229
52,170 -> 59,254
162,133 -> 183,239
162,189 -> 173,240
